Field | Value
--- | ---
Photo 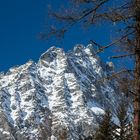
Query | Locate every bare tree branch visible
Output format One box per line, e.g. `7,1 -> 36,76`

109,53 -> 135,59
89,30 -> 135,54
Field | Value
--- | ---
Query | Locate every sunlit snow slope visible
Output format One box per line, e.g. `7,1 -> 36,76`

0,45 -> 121,140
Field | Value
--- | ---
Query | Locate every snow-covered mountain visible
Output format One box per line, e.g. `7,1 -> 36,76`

0,44 -> 122,140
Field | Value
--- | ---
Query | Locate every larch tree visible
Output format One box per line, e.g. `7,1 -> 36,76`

40,0 -> 140,139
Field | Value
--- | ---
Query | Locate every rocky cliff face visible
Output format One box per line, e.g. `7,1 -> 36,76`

0,45 -> 122,140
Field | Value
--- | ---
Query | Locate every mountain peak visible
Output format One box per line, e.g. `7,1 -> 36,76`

0,45 -> 121,140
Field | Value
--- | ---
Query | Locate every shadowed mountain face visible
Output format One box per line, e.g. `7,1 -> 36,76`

0,45 -> 121,140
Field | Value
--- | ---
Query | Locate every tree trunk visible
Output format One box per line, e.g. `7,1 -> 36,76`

134,46 -> 140,140
134,1 -> 140,140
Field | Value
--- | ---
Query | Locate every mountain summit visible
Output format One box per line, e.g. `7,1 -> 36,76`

0,45 -> 121,140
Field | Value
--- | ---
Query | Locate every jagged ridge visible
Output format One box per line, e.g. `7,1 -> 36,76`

0,44 -> 121,140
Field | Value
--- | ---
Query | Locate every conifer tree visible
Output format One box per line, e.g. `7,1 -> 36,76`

94,109 -> 113,140
114,99 -> 133,140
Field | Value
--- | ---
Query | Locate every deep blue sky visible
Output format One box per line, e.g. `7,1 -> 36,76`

0,0 -> 128,72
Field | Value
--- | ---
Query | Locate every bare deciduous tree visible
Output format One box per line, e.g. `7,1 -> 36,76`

41,0 -> 140,139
